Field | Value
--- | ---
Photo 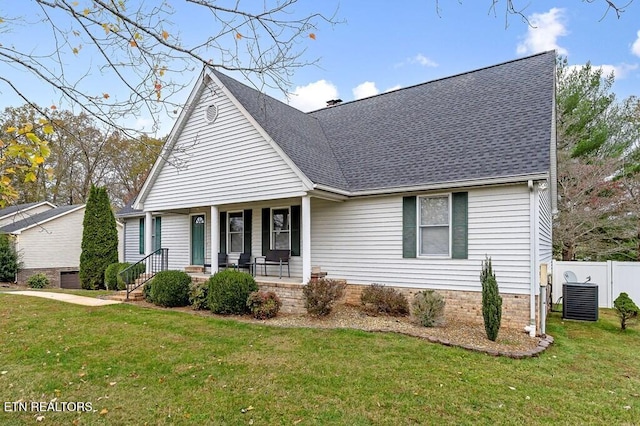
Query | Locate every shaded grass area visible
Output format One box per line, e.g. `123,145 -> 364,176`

0,295 -> 638,425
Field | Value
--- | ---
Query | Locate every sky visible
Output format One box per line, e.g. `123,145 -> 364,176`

1,1 -> 639,136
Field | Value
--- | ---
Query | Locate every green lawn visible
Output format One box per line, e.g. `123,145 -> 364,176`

0,294 -> 638,425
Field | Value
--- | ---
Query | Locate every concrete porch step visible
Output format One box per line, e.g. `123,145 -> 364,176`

184,265 -> 205,273
105,289 -> 144,302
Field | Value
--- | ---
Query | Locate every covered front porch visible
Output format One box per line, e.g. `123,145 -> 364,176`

140,194 -> 332,285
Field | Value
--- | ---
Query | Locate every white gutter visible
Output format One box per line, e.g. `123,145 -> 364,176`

313,172 -> 550,199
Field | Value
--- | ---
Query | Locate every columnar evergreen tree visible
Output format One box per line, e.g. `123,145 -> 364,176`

481,256 -> 502,341
79,185 -> 119,289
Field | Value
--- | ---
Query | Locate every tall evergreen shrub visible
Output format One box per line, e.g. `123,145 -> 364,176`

614,292 -> 639,330
0,234 -> 19,282
79,186 -> 119,289
481,256 -> 502,341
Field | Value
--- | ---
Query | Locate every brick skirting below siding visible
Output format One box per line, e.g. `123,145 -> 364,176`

255,280 -> 538,330
17,267 -> 79,288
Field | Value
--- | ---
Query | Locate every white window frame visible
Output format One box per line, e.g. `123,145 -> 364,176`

270,206 -> 291,250
418,194 -> 452,257
227,211 -> 244,254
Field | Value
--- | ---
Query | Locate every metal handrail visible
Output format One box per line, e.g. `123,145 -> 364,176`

120,248 -> 168,300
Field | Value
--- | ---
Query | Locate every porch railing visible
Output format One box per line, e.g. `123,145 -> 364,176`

119,248 -> 168,300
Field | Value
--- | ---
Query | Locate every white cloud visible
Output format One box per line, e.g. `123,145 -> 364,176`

286,80 -> 339,112
517,8 -> 568,56
385,85 -> 402,93
632,30 -> 640,57
412,54 -> 438,67
352,81 -> 379,100
566,63 -> 638,80
395,54 -> 438,68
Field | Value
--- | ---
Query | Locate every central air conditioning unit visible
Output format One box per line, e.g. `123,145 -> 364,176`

562,282 -> 599,322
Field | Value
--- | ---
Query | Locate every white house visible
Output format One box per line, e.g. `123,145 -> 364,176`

120,51 -> 557,332
1,203 -> 124,287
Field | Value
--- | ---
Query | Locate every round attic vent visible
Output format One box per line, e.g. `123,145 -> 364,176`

205,104 -> 218,123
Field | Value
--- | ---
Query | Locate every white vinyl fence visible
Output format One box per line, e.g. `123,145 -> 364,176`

552,261 -> 640,308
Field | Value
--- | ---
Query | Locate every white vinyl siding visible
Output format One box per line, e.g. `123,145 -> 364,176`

124,217 -> 144,264
143,82 -> 307,211
161,214 -> 191,270
15,208 -> 85,269
311,185 -> 532,294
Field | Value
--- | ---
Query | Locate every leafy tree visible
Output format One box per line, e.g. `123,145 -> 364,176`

0,116 -> 52,208
0,1 -> 338,135
480,257 -> 502,341
0,105 -> 162,207
554,58 -> 640,261
79,185 -> 119,289
0,234 -> 19,282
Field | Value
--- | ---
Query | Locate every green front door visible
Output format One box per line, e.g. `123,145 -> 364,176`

191,215 -> 205,265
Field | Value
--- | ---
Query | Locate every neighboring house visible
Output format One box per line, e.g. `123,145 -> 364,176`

0,201 -> 55,228
0,204 -> 125,287
121,51 -> 557,332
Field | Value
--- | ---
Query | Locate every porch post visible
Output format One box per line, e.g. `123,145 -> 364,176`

302,195 -> 311,283
144,211 -> 153,273
210,205 -> 219,274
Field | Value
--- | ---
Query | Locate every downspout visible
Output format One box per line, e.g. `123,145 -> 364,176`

525,180 -> 537,337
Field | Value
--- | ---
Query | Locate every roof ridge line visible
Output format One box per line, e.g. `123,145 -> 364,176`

307,50 -> 556,113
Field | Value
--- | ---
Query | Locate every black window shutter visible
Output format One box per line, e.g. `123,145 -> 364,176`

154,217 -> 162,250
243,209 -> 252,255
261,208 -> 270,255
219,211 -> 227,254
402,196 -> 417,258
139,218 -> 145,254
291,205 -> 301,256
451,192 -> 468,259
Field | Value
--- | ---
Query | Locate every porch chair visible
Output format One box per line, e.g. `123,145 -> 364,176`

235,253 -> 254,276
218,253 -> 228,269
255,249 -> 290,279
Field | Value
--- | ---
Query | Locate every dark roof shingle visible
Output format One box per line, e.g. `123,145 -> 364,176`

213,51 -> 555,193
0,205 -> 83,234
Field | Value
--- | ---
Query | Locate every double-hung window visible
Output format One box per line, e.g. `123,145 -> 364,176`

419,195 -> 450,256
228,212 -> 244,253
271,208 -> 290,250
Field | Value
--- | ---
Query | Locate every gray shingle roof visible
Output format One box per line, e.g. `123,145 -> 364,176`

0,202 -> 45,219
213,51 -> 555,193
116,199 -> 143,218
0,205 -> 83,234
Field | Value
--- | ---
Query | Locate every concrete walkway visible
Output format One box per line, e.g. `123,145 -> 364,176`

3,291 -> 122,306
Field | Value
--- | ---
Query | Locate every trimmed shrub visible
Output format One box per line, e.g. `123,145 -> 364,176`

79,185 -> 119,289
481,256 -> 502,341
142,281 -> 154,303
104,263 -> 122,290
247,291 -> 282,319
360,284 -> 409,316
0,234 -> 19,282
149,270 -> 191,307
614,292 -> 639,330
189,281 -> 209,311
208,269 -> 258,314
412,290 -> 445,327
27,273 -> 49,289
303,278 -> 346,317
